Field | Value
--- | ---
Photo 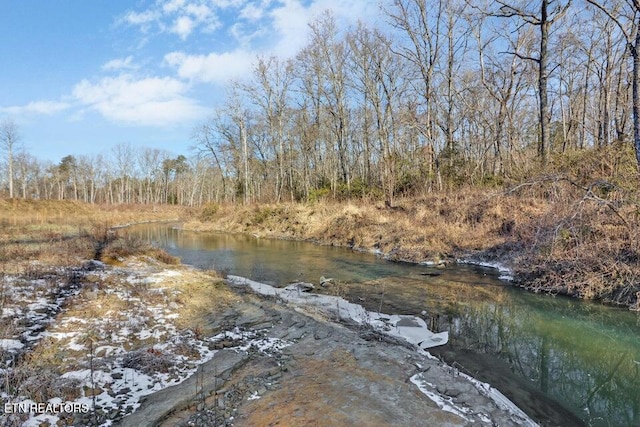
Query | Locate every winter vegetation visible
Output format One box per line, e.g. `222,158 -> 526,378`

4,1 -> 640,425
0,201 -> 540,426
2,1 -> 640,205
1,4 -> 640,303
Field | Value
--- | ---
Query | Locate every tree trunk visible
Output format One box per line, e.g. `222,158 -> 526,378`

8,149 -> 13,198
539,0 -> 550,164
632,28 -> 640,171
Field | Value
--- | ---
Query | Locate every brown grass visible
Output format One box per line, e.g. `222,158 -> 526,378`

2,258 -> 238,411
184,190 -> 541,263
0,200 -> 186,273
186,146 -> 640,308
0,199 -> 216,413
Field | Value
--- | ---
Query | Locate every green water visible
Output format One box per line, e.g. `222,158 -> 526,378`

130,224 -> 640,426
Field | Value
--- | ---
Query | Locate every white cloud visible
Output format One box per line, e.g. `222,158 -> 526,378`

122,0 -> 223,40
72,74 -> 208,126
185,3 -> 213,21
102,56 -> 138,71
163,0 -> 187,14
269,0 -> 308,57
172,16 -> 195,39
122,9 -> 161,26
230,21 -> 267,47
0,101 -> 70,116
210,0 -> 246,7
240,3 -> 265,21
164,50 -> 255,84
269,0 -> 379,58
120,0 -> 378,49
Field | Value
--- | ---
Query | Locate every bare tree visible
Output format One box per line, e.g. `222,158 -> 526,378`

193,116 -> 232,202
13,151 -> 39,199
494,0 -> 572,164
586,0 -> 640,172
0,118 -> 20,198
348,24 -> 408,205
242,56 -> 294,201
309,12 -> 353,190
472,10 -> 531,175
111,143 -> 135,204
386,0 -> 443,190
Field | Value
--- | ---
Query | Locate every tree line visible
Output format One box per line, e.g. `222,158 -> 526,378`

2,0 -> 638,206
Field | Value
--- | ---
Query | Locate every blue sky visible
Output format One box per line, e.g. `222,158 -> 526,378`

0,0 -> 379,163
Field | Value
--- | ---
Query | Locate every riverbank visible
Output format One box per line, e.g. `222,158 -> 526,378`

0,244 -> 547,426
0,200 -> 546,426
184,179 -> 640,309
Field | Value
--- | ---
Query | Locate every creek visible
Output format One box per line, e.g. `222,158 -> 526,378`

129,223 -> 640,427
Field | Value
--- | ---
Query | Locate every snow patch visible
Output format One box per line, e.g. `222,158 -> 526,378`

410,373 -> 471,421
227,275 -> 448,349
247,391 -> 261,400
411,372 -> 539,426
0,339 -> 24,351
458,371 -> 539,426
458,259 -> 514,282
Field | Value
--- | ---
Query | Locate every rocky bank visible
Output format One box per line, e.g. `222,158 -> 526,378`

117,278 -> 537,427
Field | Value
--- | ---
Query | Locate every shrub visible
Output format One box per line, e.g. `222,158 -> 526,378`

151,249 -> 180,265
308,187 -> 331,203
250,206 -> 284,225
199,203 -> 219,222
122,348 -> 174,375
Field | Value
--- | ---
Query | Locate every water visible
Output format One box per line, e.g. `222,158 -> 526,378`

129,224 -> 640,427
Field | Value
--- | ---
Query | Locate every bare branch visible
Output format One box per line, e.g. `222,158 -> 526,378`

548,0 -> 572,24
586,0 -> 631,41
494,0 -> 540,22
499,50 -> 540,63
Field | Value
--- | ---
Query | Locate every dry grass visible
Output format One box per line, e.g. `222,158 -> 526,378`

186,147 -> 640,308
185,190 -> 542,263
0,200 -> 186,273
1,257 -> 239,420
0,199 -> 218,418
0,200 -> 186,242
507,178 -> 640,305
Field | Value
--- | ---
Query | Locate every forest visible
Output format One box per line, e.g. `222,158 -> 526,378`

2,0 -> 640,207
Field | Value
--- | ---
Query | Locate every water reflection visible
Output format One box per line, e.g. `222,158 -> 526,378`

127,224 -> 640,426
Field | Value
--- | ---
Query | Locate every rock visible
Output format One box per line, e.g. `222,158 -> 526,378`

285,329 -> 306,340
250,321 -> 274,330
444,388 -> 462,398
319,276 -> 334,286
291,282 -> 315,292
268,372 -> 282,381
115,350 -> 247,426
313,328 -> 332,340
267,367 -> 281,376
419,271 -> 442,277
